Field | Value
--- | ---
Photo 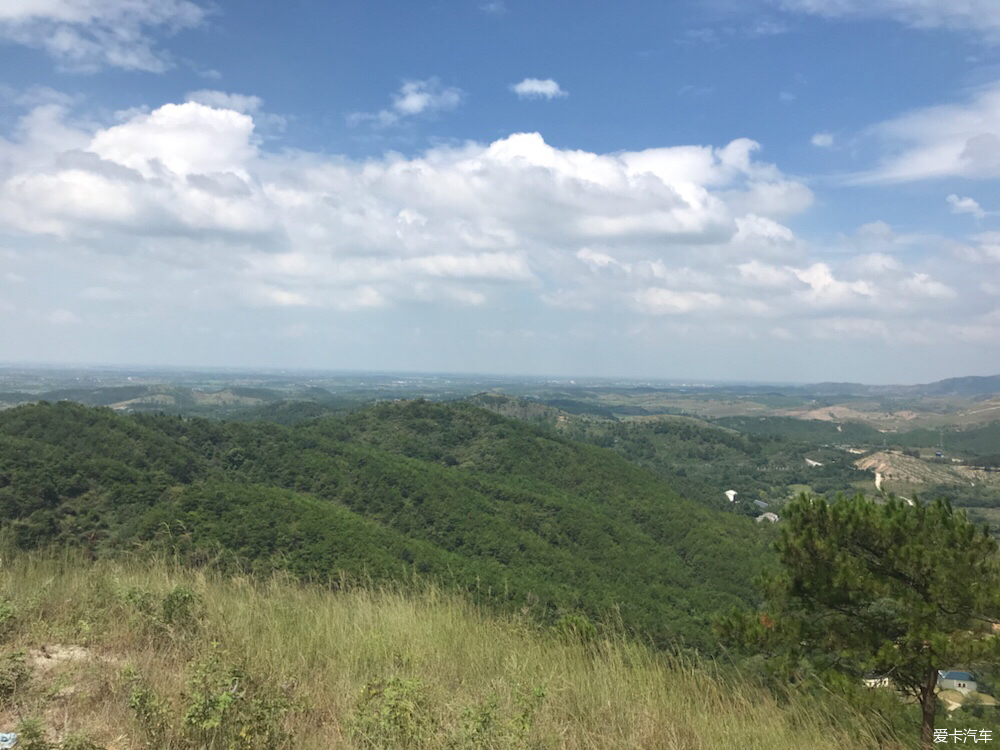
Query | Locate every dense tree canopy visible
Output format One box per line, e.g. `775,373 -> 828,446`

0,400 -> 775,651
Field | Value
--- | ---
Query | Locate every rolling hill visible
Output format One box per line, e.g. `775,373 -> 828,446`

0,400 -> 774,651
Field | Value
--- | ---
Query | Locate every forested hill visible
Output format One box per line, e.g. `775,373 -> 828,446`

0,400 -> 772,651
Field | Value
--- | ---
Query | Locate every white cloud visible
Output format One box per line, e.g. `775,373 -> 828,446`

899,272 -> 956,299
510,78 -> 568,100
792,262 -> 876,308
0,100 -> 811,314
632,288 -> 723,314
0,0 -> 207,72
576,248 -> 630,273
953,232 -> 1000,263
774,0 -> 1000,38
89,102 -> 257,178
811,132 -> 834,148
2,92 -> 983,357
856,82 -> 1000,182
349,78 -> 463,127
947,193 -> 985,218
851,252 -> 902,274
186,91 -> 263,114
480,1 -> 507,14
737,260 -> 801,288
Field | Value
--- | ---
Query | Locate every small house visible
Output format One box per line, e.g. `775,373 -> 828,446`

938,671 -> 977,694
755,512 -> 779,523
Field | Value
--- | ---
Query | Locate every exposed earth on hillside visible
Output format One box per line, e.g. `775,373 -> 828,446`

856,451 -> 1000,490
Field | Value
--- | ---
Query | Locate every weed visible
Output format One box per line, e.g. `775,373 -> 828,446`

160,585 -> 201,632
13,718 -> 51,750
0,599 -> 16,642
125,667 -> 170,748
0,651 -> 31,708
182,643 -> 290,749
350,677 -> 431,749
554,613 -> 597,645
58,733 -> 106,750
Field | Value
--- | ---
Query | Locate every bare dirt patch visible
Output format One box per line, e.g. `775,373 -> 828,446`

855,451 -> 1000,489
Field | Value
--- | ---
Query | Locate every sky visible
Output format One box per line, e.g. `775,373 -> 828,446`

1,1 -> 999,384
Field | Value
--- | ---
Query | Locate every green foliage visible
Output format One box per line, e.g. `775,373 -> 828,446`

58,733 -> 106,750
6,719 -> 107,750
0,651 -> 31,708
350,677 -> 431,749
126,668 -> 170,748
0,598 -> 17,642
118,584 -> 204,642
554,613 -> 598,645
895,422 -> 1000,459
160,585 -> 202,632
721,493 -> 1000,748
567,416 -> 870,509
182,644 -> 290,749
0,399 -> 775,651
127,647 -> 291,750
14,718 -> 53,750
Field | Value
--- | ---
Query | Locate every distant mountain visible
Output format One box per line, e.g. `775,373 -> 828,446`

918,375 -> 1000,397
806,375 -> 1000,399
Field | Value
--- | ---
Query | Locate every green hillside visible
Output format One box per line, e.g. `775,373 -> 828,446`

0,400 -> 773,651
0,553 -> 900,750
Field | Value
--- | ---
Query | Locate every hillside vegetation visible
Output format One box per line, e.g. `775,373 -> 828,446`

0,400 -> 773,651
0,553 -> 902,749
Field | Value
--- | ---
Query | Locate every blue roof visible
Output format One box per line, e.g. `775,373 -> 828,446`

939,671 -> 974,681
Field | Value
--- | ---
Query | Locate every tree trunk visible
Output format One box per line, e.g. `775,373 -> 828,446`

919,668 -> 938,750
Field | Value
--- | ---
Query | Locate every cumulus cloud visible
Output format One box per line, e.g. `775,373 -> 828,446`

0,0 -> 207,72
349,78 -> 464,127
947,194 -> 986,218
855,82 -> 1000,182
510,78 -> 568,100
0,100 -> 813,311
773,0 -> 1000,38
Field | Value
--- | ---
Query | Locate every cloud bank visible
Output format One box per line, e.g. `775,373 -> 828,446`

0,92 -> 989,375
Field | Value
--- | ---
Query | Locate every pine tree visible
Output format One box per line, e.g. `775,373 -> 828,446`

720,493 -> 1000,749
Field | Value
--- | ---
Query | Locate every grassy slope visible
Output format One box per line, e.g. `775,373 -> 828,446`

0,553 -> 903,750
0,400 -> 773,651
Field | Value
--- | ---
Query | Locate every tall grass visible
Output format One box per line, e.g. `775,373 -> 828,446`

0,551 -> 904,749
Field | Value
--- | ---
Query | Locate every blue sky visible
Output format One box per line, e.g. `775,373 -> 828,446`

1,0 -> 999,383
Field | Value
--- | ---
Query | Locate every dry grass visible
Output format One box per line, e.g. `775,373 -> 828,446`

0,551 -> 903,749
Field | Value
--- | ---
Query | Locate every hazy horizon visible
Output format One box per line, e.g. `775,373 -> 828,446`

2,360 -> 998,390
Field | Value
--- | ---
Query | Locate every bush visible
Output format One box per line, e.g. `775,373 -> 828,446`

350,677 -> 431,749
